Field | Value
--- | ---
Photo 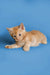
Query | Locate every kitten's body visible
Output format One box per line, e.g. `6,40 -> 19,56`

5,23 -> 47,51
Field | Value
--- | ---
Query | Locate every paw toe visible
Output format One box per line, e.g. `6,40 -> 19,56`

23,47 -> 29,51
5,45 -> 10,48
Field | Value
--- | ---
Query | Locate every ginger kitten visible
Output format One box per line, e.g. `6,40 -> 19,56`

5,23 -> 47,51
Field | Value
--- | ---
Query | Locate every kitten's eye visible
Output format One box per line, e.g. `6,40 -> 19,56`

14,35 -> 16,37
19,34 -> 21,36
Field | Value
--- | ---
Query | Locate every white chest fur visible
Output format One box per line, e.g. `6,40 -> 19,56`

16,40 -> 25,46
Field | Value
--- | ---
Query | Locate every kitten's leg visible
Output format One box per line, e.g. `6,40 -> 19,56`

31,42 -> 40,47
5,44 -> 21,49
31,43 -> 39,47
23,42 -> 31,51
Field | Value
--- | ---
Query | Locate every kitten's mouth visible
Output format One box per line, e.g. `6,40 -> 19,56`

15,39 -> 19,41
13,38 -> 19,41
13,37 -> 19,41
17,39 -> 19,41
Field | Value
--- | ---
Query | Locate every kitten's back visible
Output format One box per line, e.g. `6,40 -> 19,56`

30,30 -> 47,44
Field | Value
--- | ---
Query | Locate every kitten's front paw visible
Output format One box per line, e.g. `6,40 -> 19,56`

5,45 -> 11,49
23,46 -> 30,51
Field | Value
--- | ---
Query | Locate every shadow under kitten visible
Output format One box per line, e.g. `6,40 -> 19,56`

0,32 -> 15,45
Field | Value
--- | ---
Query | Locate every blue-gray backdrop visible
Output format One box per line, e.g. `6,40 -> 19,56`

0,0 -> 50,75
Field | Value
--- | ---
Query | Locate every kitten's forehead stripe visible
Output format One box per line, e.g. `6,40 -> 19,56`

13,26 -> 18,30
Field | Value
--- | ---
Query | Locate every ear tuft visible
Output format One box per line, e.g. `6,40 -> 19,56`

20,23 -> 25,30
7,28 -> 9,31
6,28 -> 13,32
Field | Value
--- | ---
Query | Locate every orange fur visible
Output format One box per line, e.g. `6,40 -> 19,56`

5,23 -> 47,51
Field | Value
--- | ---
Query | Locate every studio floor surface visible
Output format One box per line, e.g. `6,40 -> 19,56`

0,0 -> 50,75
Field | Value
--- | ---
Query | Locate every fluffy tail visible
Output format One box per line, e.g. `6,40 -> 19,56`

41,35 -> 47,44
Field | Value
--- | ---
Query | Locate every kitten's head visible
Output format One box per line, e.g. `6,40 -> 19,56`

7,23 -> 26,41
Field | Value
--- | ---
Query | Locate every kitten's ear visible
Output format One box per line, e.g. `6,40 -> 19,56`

19,23 -> 25,30
7,28 -> 13,32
